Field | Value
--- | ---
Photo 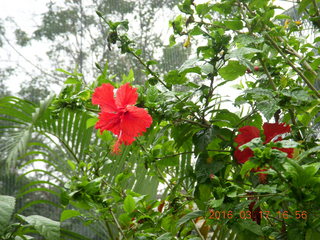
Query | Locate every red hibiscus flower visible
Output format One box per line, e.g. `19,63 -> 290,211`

234,123 -> 294,182
92,83 -> 152,153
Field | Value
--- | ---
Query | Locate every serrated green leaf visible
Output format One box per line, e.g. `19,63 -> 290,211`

60,210 -> 81,222
121,69 -> 134,84
219,60 -> 247,80
123,195 -> 136,213
164,70 -> 188,84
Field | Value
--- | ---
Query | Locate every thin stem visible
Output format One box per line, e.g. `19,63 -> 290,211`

312,0 -> 320,16
110,209 -> 127,239
283,47 -> 317,77
155,149 -> 231,160
177,118 -> 211,128
288,109 -> 303,140
154,163 -> 174,190
192,219 -> 205,240
259,58 -> 277,91
237,192 -> 287,198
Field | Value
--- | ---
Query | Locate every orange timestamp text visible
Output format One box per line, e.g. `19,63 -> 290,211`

209,209 -> 308,220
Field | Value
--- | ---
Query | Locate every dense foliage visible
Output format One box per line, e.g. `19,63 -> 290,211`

1,0 -> 320,239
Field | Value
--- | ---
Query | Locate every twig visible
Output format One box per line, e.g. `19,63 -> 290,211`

192,219 -> 205,240
312,0 -> 320,16
155,149 -> 231,160
259,58 -> 277,91
265,34 -> 320,98
110,209 -> 127,239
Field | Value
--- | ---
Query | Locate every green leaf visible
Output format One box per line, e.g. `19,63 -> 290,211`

179,58 -> 202,74
209,197 -> 224,208
164,70 -> 188,84
228,47 -> 262,59
297,146 -> 320,162
0,195 -> 15,232
256,100 -> 279,121
298,0 -> 312,13
268,140 -> 299,149
213,109 -> 240,128
306,228 -> 320,240
254,184 -> 277,193
240,138 -> 263,151
169,35 -> 176,46
121,69 -> 134,84
157,233 -> 175,240
224,20 -> 243,30
77,90 -> 91,100
193,127 -> 217,154
123,195 -> 136,213
275,14 -> 292,20
177,210 -> 204,226
67,160 -> 76,171
118,213 -> 132,227
19,215 -> 60,240
64,77 -> 81,85
60,210 -> 81,222
86,117 -> 98,129
196,3 -> 210,16
190,26 -> 203,36
240,160 -> 259,178
178,0 -> 193,14
239,221 -> 263,236
56,68 -> 74,76
219,60 -> 247,80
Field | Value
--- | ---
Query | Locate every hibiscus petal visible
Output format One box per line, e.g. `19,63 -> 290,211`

95,112 -> 121,136
263,122 -> 291,143
235,126 -> 260,146
234,147 -> 254,164
115,83 -> 138,108
119,106 -> 152,144
92,84 -> 118,112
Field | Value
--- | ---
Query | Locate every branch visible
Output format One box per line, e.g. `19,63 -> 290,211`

110,209 -> 127,239
265,34 -> 320,98
259,58 -> 277,91
192,220 -> 205,240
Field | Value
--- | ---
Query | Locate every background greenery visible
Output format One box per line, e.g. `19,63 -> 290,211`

1,0 -> 320,239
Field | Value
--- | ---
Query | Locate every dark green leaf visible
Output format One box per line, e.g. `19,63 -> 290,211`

239,221 -> 263,236
164,70 -> 188,84
224,20 -> 243,30
177,210 -> 205,226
